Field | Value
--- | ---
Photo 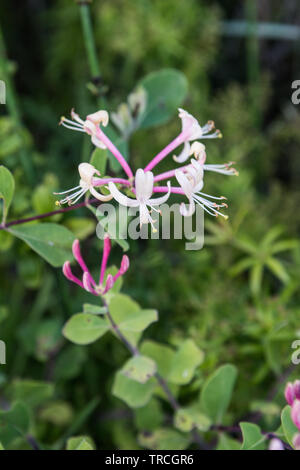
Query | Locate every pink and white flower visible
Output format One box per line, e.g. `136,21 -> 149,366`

60,109 -> 133,179
175,158 -> 228,218
173,108 -> 222,163
60,109 -> 109,149
54,163 -> 113,206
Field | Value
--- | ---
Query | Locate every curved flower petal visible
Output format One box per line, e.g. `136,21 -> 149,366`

108,182 -> 139,207
91,133 -> 107,149
89,186 -> 113,202
178,108 -> 203,141
180,199 -> 195,217
175,169 -> 194,198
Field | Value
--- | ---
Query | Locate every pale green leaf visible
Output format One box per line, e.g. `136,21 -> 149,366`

139,69 -> 188,129
0,165 -> 15,223
121,355 -> 157,384
9,380 -> 54,409
66,436 -> 95,450
281,405 -> 299,448
65,217 -> 96,240
168,339 -> 204,385
138,428 -> 190,450
250,263 -> 263,296
63,313 -> 109,345
266,257 -> 290,283
83,304 -> 107,315
174,407 -> 211,432
240,422 -> 266,450
112,371 -> 156,408
0,402 -> 30,447
200,364 -> 237,424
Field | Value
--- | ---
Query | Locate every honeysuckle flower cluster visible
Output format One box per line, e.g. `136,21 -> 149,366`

63,236 -> 129,296
57,106 -> 239,228
285,380 -> 300,450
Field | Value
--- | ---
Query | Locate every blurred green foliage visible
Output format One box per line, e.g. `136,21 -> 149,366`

0,0 -> 300,450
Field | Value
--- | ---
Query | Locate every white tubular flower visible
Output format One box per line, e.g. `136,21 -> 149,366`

174,108 -> 222,163
108,168 -> 171,231
60,109 -> 109,149
175,159 -> 228,219
54,163 -> 113,206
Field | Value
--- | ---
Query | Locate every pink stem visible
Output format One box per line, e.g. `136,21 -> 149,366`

154,164 -> 190,182
99,235 -> 111,285
144,132 -> 186,172
93,177 -> 131,187
95,127 -> 133,179
153,186 -> 184,195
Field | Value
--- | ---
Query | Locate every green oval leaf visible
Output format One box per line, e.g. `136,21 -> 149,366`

112,371 -> 156,408
168,339 -> 204,385
200,364 -> 237,424
281,405 -> 299,448
240,422 -> 266,450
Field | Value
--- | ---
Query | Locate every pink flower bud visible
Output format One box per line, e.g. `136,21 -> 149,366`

285,382 -> 295,406
120,255 -> 130,274
291,400 -> 300,431
103,274 -> 114,294
82,272 -> 97,295
294,380 -> 300,400
72,239 -> 90,274
62,262 -> 83,288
